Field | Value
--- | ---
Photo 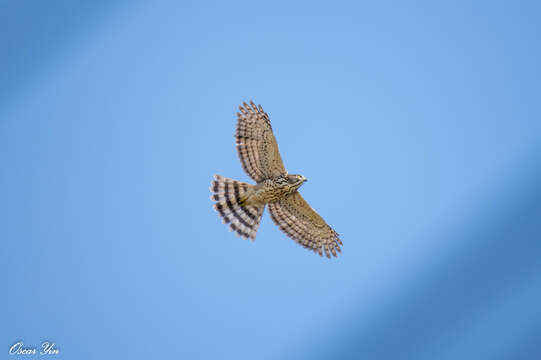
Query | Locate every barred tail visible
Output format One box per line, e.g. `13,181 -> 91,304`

210,174 -> 264,240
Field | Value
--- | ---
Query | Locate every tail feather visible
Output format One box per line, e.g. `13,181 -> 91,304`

210,174 -> 264,240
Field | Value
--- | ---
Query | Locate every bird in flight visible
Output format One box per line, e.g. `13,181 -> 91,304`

210,101 -> 342,258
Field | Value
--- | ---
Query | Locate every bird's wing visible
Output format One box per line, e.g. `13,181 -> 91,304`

235,101 -> 287,182
268,192 -> 342,258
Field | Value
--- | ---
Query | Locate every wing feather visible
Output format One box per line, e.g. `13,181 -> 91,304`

268,192 -> 342,258
235,101 -> 287,182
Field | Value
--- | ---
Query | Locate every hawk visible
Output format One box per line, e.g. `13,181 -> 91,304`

210,101 -> 342,258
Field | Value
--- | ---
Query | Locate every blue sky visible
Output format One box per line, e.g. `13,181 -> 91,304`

2,1 -> 541,359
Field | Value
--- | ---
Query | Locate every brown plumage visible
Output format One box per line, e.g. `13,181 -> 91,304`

210,101 -> 342,258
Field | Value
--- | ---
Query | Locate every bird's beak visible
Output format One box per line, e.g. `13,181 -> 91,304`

303,177 -> 308,182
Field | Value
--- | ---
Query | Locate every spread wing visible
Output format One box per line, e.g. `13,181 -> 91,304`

235,101 -> 287,182
268,192 -> 342,258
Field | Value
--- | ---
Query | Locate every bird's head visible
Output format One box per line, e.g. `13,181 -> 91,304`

286,174 -> 308,192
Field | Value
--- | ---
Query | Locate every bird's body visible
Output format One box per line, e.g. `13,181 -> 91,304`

243,174 -> 307,206
210,101 -> 342,258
